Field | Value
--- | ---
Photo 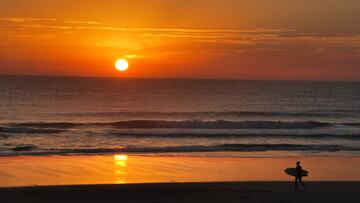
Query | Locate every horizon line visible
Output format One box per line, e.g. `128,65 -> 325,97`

0,73 -> 359,82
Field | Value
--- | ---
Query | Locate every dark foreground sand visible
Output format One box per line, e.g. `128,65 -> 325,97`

1,182 -> 359,203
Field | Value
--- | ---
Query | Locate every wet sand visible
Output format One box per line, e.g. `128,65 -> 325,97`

1,155 -> 360,187
1,155 -> 360,202
1,182 -> 360,203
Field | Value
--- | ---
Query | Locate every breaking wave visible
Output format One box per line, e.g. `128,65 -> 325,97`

3,143 -> 360,156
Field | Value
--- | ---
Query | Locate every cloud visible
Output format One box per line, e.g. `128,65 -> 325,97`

1,17 -> 359,61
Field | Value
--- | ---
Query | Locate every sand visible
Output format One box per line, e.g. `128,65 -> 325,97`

1,155 -> 360,187
1,155 -> 360,202
1,182 -> 360,203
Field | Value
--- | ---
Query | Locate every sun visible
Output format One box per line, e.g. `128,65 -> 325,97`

115,59 -> 129,72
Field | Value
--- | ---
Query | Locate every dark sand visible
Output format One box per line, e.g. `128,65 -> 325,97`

1,182 -> 359,203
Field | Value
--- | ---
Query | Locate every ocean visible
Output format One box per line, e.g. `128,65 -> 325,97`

0,75 -> 360,157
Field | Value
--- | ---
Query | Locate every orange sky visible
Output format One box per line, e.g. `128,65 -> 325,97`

0,0 -> 360,80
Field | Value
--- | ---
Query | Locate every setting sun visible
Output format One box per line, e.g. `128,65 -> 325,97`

115,59 -> 129,72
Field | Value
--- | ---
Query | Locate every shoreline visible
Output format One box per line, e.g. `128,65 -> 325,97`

1,153 -> 360,159
1,182 -> 360,203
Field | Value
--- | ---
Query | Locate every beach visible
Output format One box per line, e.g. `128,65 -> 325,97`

1,155 -> 359,202
1,155 -> 360,187
1,182 -> 360,203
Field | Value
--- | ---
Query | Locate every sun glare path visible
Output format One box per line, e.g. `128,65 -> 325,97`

114,154 -> 128,161
113,154 -> 128,184
115,59 -> 129,72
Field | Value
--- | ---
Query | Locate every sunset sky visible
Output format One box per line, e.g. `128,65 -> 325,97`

1,0 -> 360,80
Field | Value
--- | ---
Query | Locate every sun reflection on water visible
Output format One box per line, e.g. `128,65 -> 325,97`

113,154 -> 128,183
114,154 -> 128,162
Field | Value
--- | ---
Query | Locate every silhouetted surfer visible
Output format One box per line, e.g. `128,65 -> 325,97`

295,161 -> 306,189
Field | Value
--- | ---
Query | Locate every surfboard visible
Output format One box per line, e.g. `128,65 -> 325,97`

285,168 -> 309,177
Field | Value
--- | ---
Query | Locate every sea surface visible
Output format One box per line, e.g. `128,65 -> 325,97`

0,75 -> 360,157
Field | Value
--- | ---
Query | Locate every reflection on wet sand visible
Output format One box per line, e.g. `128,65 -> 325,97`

0,155 -> 360,187
114,155 -> 128,183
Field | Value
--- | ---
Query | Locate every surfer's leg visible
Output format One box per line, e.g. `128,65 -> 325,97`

299,176 -> 306,189
294,177 -> 298,189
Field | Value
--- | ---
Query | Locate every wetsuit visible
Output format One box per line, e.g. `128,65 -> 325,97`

295,165 -> 306,189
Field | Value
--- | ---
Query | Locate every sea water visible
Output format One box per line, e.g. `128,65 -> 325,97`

0,75 -> 359,157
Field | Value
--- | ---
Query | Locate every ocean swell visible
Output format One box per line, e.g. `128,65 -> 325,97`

4,120 -> 337,130
50,110 -> 360,118
108,132 -> 360,140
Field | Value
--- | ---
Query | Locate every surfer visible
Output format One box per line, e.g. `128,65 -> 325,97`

295,161 -> 306,190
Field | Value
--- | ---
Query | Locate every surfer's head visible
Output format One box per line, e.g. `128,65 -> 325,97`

296,161 -> 300,165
